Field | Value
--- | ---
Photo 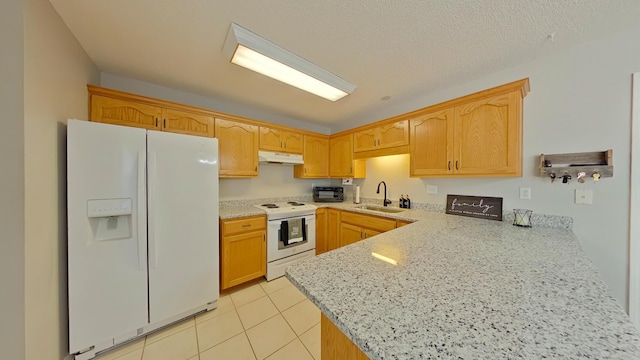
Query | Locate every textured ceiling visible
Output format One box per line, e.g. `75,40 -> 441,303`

49,0 -> 640,127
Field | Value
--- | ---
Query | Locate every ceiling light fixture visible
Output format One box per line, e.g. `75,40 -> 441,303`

222,23 -> 356,101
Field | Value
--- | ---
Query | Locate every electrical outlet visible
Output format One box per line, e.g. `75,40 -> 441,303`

427,185 -> 438,194
519,187 -> 531,200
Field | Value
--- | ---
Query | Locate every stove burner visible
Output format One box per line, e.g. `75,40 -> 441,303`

287,202 -> 305,206
261,204 -> 279,208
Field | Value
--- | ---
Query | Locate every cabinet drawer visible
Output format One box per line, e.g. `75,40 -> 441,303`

341,211 -> 396,233
222,215 -> 266,236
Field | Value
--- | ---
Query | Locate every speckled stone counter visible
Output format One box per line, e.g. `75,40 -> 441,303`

286,211 -> 640,359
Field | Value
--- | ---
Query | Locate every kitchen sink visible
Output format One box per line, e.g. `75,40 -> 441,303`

356,205 -> 405,213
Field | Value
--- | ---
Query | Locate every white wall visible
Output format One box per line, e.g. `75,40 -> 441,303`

352,25 -> 640,311
101,73 -> 332,135
0,1 -> 25,359
23,1 -> 99,359
220,165 -> 335,201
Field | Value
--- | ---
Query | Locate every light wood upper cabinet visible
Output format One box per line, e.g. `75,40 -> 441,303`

220,215 -> 266,290
329,134 -> 366,178
91,95 -> 161,130
215,118 -> 259,177
161,108 -> 214,137
453,91 -> 521,176
354,120 -> 409,152
259,127 -> 303,154
294,135 -> 329,178
410,108 -> 455,176
410,79 -> 527,177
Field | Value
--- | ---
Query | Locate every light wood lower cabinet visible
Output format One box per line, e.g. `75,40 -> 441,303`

220,215 -> 266,290
321,314 -> 369,360
339,211 -> 396,247
316,208 -> 328,255
327,208 -> 341,252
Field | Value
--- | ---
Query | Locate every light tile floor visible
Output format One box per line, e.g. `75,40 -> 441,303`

93,277 -> 320,360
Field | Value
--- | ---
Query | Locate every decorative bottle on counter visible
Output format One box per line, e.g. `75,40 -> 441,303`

399,195 -> 405,208
406,195 -> 411,209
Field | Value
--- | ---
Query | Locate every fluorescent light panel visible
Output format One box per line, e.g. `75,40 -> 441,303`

223,23 -> 356,101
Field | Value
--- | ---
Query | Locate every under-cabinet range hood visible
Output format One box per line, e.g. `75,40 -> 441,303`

258,151 -> 304,165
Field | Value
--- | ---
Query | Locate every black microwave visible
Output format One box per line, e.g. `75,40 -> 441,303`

313,186 -> 344,202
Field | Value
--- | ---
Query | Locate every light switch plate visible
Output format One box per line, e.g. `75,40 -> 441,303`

427,185 -> 438,194
519,187 -> 531,200
342,178 -> 353,185
575,189 -> 593,204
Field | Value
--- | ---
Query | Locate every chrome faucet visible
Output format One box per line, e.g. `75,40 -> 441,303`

376,181 -> 392,207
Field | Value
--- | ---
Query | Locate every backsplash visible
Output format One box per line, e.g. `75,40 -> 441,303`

220,196 -> 572,229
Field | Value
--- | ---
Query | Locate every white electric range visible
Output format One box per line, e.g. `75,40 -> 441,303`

254,202 -> 317,281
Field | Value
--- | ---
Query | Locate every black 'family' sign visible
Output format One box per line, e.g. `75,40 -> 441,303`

445,194 -> 503,221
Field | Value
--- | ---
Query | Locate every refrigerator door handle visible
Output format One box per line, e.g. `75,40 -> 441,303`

137,151 -> 147,271
148,151 -> 158,269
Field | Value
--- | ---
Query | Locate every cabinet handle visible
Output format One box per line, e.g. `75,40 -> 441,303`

304,167 -> 307,174
255,165 -> 257,171
242,224 -> 251,228
373,139 -> 376,147
350,166 -> 352,174
155,118 -> 158,127
284,142 -> 286,149
455,160 -> 459,170
163,119 -> 166,128
448,161 -> 451,170
263,234 -> 266,241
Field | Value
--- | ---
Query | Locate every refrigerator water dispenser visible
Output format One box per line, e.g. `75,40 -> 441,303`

87,198 -> 133,241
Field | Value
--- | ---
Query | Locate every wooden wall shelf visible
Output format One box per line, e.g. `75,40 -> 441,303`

539,150 -> 613,181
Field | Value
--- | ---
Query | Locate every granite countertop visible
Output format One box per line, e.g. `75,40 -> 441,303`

285,211 -> 640,359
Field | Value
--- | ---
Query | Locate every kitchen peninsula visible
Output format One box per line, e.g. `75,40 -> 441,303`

286,210 -> 640,359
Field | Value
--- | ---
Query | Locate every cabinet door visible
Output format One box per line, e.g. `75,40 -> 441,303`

259,127 -> 304,154
363,228 -> 381,239
295,135 -> 329,178
340,223 -> 362,247
327,209 -> 341,251
340,211 -> 396,233
282,131 -> 303,154
378,120 -> 409,148
329,134 -> 355,177
162,108 -> 214,137
216,118 -> 259,177
221,230 -> 266,289
410,109 -> 455,176
91,95 -> 161,130
353,128 -> 377,152
259,127 -> 282,152
453,91 -> 521,176
316,208 -> 328,255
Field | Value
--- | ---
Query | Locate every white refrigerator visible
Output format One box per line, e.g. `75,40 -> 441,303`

67,119 -> 219,359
